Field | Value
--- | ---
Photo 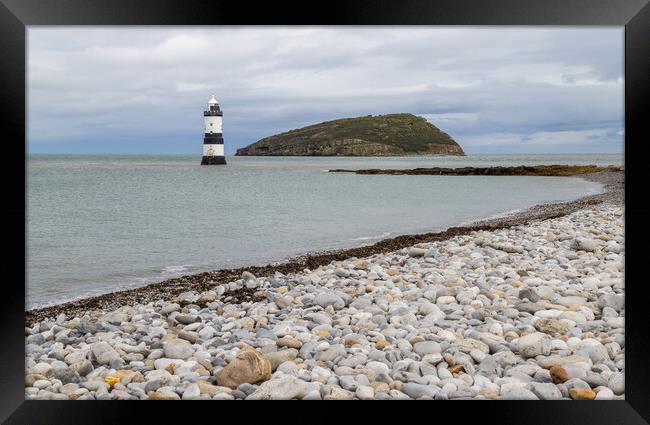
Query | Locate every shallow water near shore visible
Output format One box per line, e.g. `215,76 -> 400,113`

26,154 -> 620,309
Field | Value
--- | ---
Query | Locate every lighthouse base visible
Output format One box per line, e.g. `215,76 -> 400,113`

201,155 -> 227,165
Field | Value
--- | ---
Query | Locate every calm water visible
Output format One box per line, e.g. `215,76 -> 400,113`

26,154 -> 621,309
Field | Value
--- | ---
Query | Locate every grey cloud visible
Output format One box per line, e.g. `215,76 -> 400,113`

28,27 -> 623,154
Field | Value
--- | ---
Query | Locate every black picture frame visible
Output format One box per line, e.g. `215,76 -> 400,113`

1,0 -> 648,422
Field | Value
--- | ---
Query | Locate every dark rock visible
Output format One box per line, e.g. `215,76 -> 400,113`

48,351 -> 66,362
144,379 -> 162,394
516,302 -> 545,314
53,367 -> 81,385
26,334 -> 46,345
518,288 -> 540,303
70,360 -> 94,377
76,318 -> 104,334
231,389 -> 247,399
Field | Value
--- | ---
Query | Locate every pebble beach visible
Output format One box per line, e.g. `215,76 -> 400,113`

25,172 -> 625,400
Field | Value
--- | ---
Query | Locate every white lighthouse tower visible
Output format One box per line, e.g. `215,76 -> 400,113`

201,95 -> 226,165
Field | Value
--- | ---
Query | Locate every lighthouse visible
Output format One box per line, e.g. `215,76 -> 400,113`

201,95 -> 226,165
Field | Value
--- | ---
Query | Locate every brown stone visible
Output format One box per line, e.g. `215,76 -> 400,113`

448,364 -> 466,375
324,387 -> 355,400
240,317 -> 255,329
216,346 -> 272,389
354,260 -> 369,270
569,388 -> 596,400
375,340 -> 389,350
198,292 -> 216,304
387,268 -> 398,276
115,369 -> 144,385
492,289 -> 506,297
504,330 -> 520,341
120,324 -> 137,334
25,374 -> 45,387
409,336 -> 425,345
277,337 -> 302,349
197,380 -> 229,397
225,311 -> 240,319
550,365 -> 570,383
370,381 -> 390,393
535,318 -> 569,335
148,390 -> 181,400
196,366 -> 210,376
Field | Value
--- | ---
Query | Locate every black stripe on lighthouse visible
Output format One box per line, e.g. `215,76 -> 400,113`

201,155 -> 227,165
203,133 -> 224,144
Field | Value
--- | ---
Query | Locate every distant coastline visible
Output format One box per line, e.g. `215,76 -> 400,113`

329,164 -> 622,176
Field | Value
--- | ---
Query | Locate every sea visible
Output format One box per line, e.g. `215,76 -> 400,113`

26,154 -> 622,309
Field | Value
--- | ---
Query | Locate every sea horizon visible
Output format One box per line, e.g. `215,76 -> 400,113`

27,152 -> 624,157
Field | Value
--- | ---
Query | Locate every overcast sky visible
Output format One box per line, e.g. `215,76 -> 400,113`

28,27 -> 624,155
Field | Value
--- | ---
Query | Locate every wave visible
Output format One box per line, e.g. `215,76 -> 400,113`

455,208 -> 524,227
349,231 -> 392,242
484,208 -> 524,220
161,265 -> 189,274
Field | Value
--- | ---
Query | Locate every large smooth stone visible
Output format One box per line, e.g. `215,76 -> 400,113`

216,347 -> 272,389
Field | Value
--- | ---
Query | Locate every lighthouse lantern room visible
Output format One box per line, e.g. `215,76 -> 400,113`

201,95 -> 226,165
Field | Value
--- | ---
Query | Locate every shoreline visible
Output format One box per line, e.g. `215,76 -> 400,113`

25,171 -> 624,400
25,170 -> 623,326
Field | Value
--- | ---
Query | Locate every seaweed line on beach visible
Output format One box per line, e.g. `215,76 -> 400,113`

25,171 -> 623,326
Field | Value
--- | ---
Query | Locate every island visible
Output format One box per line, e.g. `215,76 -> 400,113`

235,113 -> 465,156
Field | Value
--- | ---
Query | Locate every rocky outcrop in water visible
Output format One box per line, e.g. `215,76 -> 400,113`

329,165 -> 622,176
235,113 -> 464,157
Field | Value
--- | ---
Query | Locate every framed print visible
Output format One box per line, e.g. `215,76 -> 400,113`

1,0 -> 649,423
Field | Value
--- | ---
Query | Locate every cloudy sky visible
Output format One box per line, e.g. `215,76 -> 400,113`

28,27 -> 624,155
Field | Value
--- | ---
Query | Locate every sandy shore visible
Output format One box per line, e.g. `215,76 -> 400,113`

24,171 -> 624,400
25,170 -> 623,325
